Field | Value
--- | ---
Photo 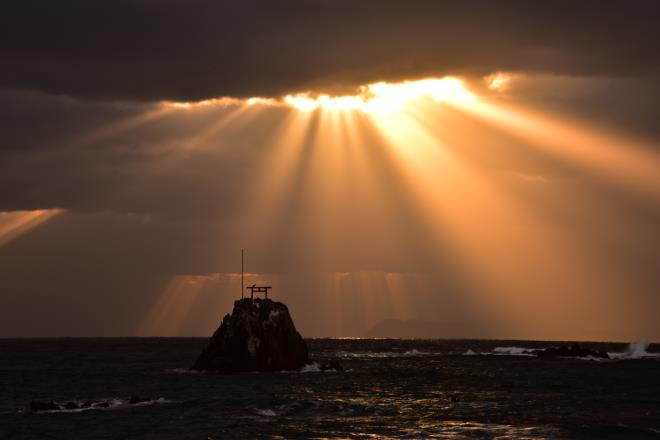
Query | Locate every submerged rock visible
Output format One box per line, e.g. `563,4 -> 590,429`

319,360 -> 344,371
29,400 -> 60,412
63,401 -> 78,410
192,298 -> 309,372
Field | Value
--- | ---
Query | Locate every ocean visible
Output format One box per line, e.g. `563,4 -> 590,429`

0,338 -> 658,439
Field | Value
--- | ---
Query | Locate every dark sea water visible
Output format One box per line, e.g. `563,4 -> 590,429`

0,338 -> 658,439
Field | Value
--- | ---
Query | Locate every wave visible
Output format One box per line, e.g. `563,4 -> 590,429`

29,397 -> 171,414
462,346 -> 608,360
300,362 -> 323,372
462,340 -> 659,361
164,367 -> 203,374
282,362 -> 347,373
608,340 -> 659,360
335,349 -> 437,359
491,346 -> 536,357
461,346 -> 536,356
254,408 -> 279,417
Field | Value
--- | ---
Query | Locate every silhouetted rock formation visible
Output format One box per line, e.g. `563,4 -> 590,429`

192,298 -> 309,372
534,343 -> 610,359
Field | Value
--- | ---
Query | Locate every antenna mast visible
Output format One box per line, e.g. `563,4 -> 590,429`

241,248 -> 244,299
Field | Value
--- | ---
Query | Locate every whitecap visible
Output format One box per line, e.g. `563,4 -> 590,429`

335,349 -> 437,359
608,340 -> 660,360
402,349 -> 433,356
164,367 -> 202,374
492,346 -> 536,356
299,362 -> 322,372
31,397 -> 171,414
254,408 -> 278,417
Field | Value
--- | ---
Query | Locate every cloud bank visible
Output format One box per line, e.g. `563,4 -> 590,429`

1,0 -> 659,101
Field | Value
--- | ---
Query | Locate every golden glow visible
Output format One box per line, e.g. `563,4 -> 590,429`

162,77 -> 475,113
137,73 -> 660,339
0,209 -> 63,247
452,98 -> 660,197
137,272 -> 272,336
284,94 -> 320,112
284,77 -> 475,113
485,72 -> 512,91
162,97 -> 245,110
246,97 -> 278,106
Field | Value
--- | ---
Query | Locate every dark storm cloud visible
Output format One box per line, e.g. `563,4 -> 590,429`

1,0 -> 659,102
0,90 -> 261,213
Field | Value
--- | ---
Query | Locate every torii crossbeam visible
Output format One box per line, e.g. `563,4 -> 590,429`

246,284 -> 272,300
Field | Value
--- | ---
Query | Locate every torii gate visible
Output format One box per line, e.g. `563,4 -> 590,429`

246,284 -> 272,300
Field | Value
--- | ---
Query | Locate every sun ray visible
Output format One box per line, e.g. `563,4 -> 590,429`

353,96 -> 632,338
175,103 -> 253,150
122,75 -> 659,339
137,272 -> 275,336
137,275 -> 207,336
0,209 -> 64,247
63,106 -> 172,149
452,98 -> 660,199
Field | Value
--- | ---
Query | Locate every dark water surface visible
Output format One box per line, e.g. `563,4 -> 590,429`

0,338 -> 658,439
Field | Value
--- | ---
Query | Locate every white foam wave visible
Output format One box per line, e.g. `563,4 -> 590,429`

254,408 -> 278,417
462,340 -> 658,361
608,340 -> 659,360
31,397 -> 170,414
402,349 -> 432,356
492,346 -> 536,357
300,362 -> 322,372
336,349 -> 436,359
279,362 -> 331,373
291,362 -> 348,373
131,397 -> 170,407
164,367 -> 202,374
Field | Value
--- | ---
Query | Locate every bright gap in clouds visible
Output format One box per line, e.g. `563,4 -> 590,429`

163,77 -> 475,113
284,77 -> 475,112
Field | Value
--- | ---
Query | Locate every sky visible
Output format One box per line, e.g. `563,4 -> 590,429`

1,1 -> 659,340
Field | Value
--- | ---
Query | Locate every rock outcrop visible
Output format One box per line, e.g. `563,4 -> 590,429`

534,343 -> 610,359
192,298 -> 309,372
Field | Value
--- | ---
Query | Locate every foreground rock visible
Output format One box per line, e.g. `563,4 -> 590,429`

192,298 -> 309,372
534,343 -> 610,359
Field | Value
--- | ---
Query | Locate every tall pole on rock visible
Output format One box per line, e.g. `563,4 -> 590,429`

241,248 -> 244,299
